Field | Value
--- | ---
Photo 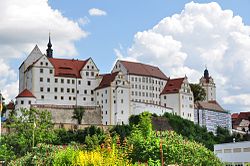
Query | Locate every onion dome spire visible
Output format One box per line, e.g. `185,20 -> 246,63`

46,33 -> 53,58
204,67 -> 209,79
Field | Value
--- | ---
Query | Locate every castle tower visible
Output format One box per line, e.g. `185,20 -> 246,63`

46,34 -> 53,58
199,68 -> 216,101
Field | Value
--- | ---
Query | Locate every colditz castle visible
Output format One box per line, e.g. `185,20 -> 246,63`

11,36 -> 231,133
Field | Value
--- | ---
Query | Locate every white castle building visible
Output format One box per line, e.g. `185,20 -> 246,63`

16,37 -> 196,125
194,69 -> 231,134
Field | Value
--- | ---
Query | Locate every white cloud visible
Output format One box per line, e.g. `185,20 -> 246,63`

115,1 -> 250,111
0,0 -> 87,102
88,8 -> 107,16
223,94 -> 250,106
78,16 -> 90,26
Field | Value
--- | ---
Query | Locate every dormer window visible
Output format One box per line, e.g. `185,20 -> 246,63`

40,62 -> 43,66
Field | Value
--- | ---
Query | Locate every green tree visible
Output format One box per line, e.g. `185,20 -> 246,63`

190,83 -> 206,102
2,108 -> 55,157
72,107 -> 85,125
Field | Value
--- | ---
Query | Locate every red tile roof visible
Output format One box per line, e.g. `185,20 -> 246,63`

16,89 -> 36,98
161,78 -> 185,94
7,102 -> 15,110
95,72 -> 119,90
238,112 -> 250,120
119,60 -> 168,80
195,100 -> 226,113
231,113 -> 239,119
48,58 -> 88,78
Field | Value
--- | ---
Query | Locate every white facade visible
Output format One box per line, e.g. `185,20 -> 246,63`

160,77 -> 194,121
15,96 -> 36,110
214,141 -> 250,166
131,101 -> 173,116
95,72 -> 130,125
112,60 -> 167,105
17,45 -> 100,109
194,108 -> 232,134
17,43 -> 201,125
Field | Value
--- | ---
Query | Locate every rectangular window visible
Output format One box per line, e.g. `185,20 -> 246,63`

67,88 -> 70,93
91,90 -> 94,95
83,97 -> 86,101
54,87 -> 58,92
91,97 -> 94,101
61,79 -> 64,83
50,69 -> 53,74
47,78 -> 50,83
73,97 -> 76,100
67,79 -> 70,84
40,77 -> 43,82
69,96 -> 72,100
40,87 -> 43,92
91,72 -> 94,76
55,78 -> 58,83
61,96 -> 64,100
41,95 -> 44,99
54,96 -> 57,100
78,80 -> 81,85
84,90 -> 87,94
72,88 -> 75,93
86,72 -> 89,76
40,68 -> 43,73
87,81 -> 91,86
61,88 -> 64,93
72,80 -> 75,84
21,100 -> 24,104
47,87 -> 50,92
28,100 -> 31,104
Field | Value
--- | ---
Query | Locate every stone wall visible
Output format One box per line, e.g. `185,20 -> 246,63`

32,104 -> 102,125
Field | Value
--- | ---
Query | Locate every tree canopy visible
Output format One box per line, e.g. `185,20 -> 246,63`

189,83 -> 206,102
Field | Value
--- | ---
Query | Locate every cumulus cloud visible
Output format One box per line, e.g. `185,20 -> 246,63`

0,0 -> 87,102
115,1 -> 250,111
89,8 -> 107,16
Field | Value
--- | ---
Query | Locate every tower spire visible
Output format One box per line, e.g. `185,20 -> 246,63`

46,33 -> 53,58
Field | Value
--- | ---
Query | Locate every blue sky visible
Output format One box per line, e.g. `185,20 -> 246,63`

1,0 -> 250,113
48,0 -> 250,73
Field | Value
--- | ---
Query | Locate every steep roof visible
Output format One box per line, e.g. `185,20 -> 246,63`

48,58 -> 88,78
16,89 -> 36,98
119,60 -> 168,80
238,112 -> 250,120
95,72 -> 119,90
161,78 -> 185,94
195,100 -> 226,113
231,113 -> 239,119
7,102 -> 15,110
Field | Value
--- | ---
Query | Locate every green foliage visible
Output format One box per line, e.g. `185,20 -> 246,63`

72,107 -> 85,125
129,114 -> 140,126
163,112 -> 216,150
127,113 -> 222,165
2,108 -> 56,158
53,147 -> 78,166
53,125 -> 105,145
110,124 -> 132,141
8,144 -> 62,166
85,134 -> 100,150
0,143 -> 16,162
190,83 -> 206,102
